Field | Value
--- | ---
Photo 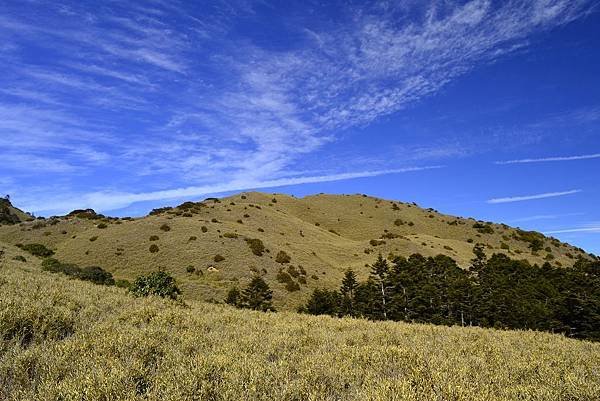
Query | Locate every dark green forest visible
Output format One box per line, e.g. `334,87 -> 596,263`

301,246 -> 600,341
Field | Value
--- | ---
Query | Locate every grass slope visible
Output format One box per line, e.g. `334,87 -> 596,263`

1,243 -> 599,401
0,192 -> 592,310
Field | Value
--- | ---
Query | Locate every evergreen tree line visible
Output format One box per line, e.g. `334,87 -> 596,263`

300,247 -> 600,341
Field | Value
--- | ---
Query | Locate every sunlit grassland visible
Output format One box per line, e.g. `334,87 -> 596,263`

1,253 -> 599,401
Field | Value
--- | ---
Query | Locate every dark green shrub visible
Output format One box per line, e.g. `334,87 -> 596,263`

97,223 -> 108,229
159,224 -> 171,232
186,266 -> 196,273
12,255 -> 26,262
223,232 -> 238,239
149,244 -> 159,253
149,235 -> 159,241
89,236 -> 98,242
18,243 -> 54,257
369,239 -> 385,247
245,238 -> 265,256
77,266 -> 115,285
473,222 -> 494,234
188,236 -> 197,241
213,254 -> 225,262
129,271 -> 181,300
275,250 -> 291,264
201,226 -> 208,233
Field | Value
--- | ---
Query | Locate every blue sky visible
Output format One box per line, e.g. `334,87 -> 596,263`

1,0 -> 599,254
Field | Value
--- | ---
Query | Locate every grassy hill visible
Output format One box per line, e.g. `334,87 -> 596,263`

0,242 -> 598,401
0,197 -> 31,225
0,192 -> 592,310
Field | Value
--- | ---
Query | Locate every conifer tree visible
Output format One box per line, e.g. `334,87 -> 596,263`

241,276 -> 276,312
340,269 -> 358,316
370,254 -> 390,320
225,286 -> 241,307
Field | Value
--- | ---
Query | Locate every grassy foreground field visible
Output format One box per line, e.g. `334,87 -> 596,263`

1,245 -> 599,401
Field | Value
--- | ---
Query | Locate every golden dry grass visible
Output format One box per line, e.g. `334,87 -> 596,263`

0,192 -> 590,310
1,242 -> 599,401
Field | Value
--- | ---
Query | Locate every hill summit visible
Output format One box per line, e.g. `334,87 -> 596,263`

0,192 -> 593,310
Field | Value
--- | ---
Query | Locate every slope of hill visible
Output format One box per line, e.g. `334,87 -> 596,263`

0,197 -> 31,225
0,192 -> 593,310
1,247 -> 598,401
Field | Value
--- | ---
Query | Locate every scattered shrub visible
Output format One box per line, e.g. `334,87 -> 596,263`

149,235 -> 159,241
13,255 -> 26,262
160,224 -> 171,232
369,239 -> 385,247
245,238 -> 265,256
97,223 -> 108,229
129,271 -> 181,299
149,244 -> 159,253
17,243 -> 54,257
201,226 -> 208,233
188,236 -> 197,241
275,250 -> 291,264
473,223 -> 494,234
214,254 -> 225,262
186,266 -> 196,273
89,236 -> 98,242
223,232 -> 238,239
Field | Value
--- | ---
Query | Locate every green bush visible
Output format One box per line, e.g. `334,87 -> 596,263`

160,224 -> 171,232
245,238 -> 265,256
12,255 -> 26,262
223,232 -> 238,239
149,235 -> 159,241
214,254 -> 225,262
18,243 -> 54,257
41,258 -> 114,285
275,251 -> 291,264
473,223 -> 494,234
129,271 -> 181,300
97,223 -> 108,229
149,244 -> 159,253
201,226 -> 208,233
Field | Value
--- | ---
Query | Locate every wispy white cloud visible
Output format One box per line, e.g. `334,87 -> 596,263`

544,223 -> 600,234
487,189 -> 582,204
510,212 -> 585,223
0,0 -> 595,211
496,153 -> 600,164
22,166 -> 444,214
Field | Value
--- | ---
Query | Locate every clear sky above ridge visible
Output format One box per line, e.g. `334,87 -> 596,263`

1,0 -> 599,254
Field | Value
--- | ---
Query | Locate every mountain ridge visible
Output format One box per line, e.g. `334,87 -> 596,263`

0,191 -> 594,310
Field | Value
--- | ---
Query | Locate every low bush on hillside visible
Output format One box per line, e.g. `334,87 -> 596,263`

41,258 -> 115,286
245,238 -> 265,256
129,271 -> 181,300
159,224 -> 171,232
149,235 -> 159,241
473,222 -> 494,234
17,243 -> 54,257
149,244 -> 159,253
213,254 -> 225,262
513,229 -> 545,252
223,232 -> 238,239
275,250 -> 291,264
